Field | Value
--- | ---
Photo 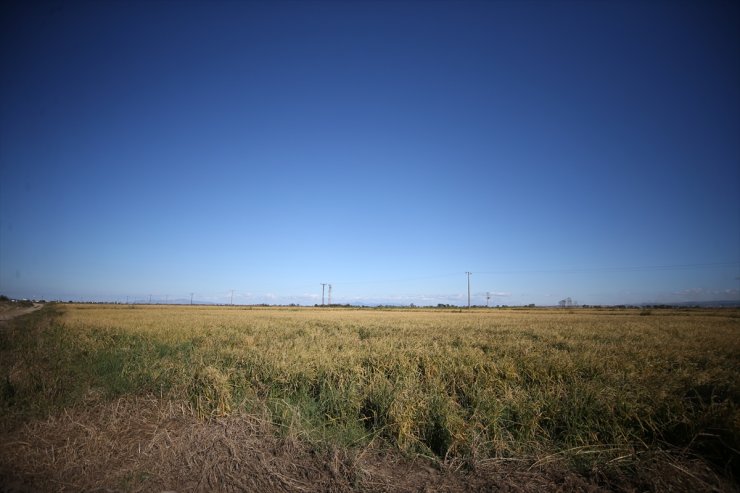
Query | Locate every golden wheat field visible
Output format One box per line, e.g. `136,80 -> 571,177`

1,303 -> 738,491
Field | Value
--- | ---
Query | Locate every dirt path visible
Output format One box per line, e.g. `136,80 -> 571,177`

0,303 -> 43,323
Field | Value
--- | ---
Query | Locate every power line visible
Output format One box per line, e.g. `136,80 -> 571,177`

474,261 -> 739,276
104,260 -> 737,307
329,272 -> 461,286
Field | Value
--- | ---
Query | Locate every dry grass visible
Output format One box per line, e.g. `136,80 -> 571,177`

1,394 -> 351,492
1,395 -> 733,492
1,304 -> 738,491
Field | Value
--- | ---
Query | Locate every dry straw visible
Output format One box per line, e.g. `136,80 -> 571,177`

1,304 -> 738,491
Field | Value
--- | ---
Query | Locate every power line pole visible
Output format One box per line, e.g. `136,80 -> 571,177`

321,283 -> 327,306
465,272 -> 472,308
149,294 -> 152,304
486,292 -> 491,307
230,290 -> 234,306
328,284 -> 332,306
190,293 -> 194,305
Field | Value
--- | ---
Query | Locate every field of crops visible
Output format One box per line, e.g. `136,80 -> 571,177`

1,304 -> 738,491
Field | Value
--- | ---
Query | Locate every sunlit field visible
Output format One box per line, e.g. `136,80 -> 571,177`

1,304 -> 738,491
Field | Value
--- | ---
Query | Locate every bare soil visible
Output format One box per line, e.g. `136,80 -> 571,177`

0,304 -> 42,324
0,395 -> 735,492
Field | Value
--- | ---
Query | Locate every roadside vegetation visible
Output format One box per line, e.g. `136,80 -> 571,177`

0,295 -> 34,310
1,304 -> 738,491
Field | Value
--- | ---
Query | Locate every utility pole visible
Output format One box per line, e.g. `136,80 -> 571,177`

149,294 -> 152,304
486,292 -> 491,307
190,293 -> 194,305
465,272 -> 472,308
230,290 -> 234,306
321,283 -> 327,306
328,284 -> 332,306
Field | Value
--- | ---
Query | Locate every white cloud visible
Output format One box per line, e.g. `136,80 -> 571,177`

474,291 -> 511,298
671,287 -> 705,297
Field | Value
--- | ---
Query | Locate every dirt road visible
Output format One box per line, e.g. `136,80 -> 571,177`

0,303 -> 43,323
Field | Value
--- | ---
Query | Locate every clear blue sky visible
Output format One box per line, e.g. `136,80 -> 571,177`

1,0 -> 738,306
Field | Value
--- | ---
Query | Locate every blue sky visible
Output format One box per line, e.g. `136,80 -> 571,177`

1,0 -> 738,306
